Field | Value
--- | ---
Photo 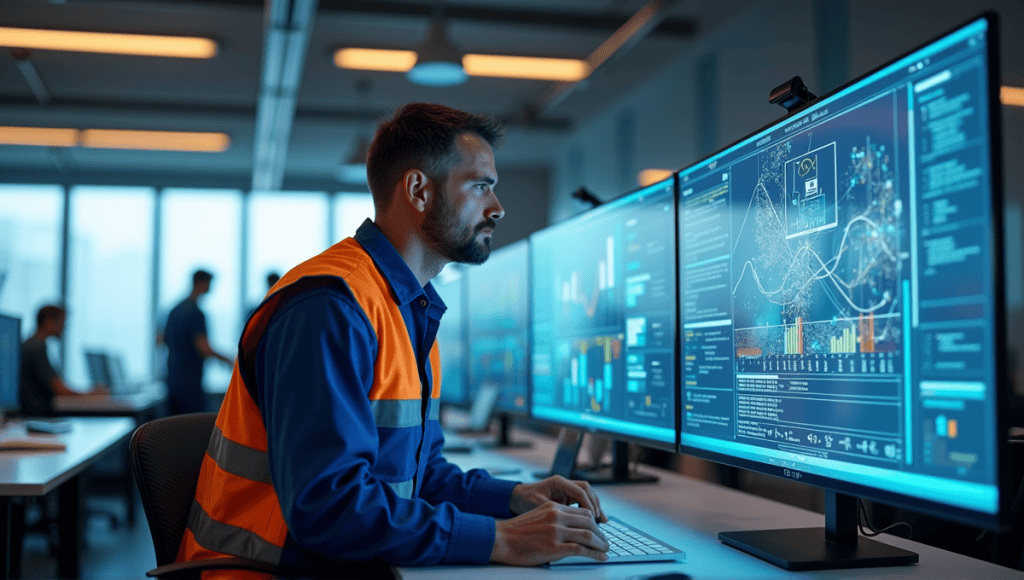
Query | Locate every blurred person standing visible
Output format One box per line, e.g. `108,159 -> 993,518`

20,304 -> 107,416
163,269 -> 232,414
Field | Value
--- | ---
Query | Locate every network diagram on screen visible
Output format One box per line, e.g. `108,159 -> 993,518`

679,20 -> 997,513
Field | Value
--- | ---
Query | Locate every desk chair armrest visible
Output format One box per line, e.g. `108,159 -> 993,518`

146,557 -> 283,579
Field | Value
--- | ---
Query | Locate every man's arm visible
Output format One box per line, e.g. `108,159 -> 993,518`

193,334 -> 233,365
257,287 -> 497,566
417,424 -> 519,517
49,376 -> 102,396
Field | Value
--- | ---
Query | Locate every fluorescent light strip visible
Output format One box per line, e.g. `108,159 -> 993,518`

1002,86 -> 1024,108
335,48 -> 416,71
637,168 -> 673,187
463,54 -> 590,81
0,126 -> 78,147
0,27 -> 217,58
0,127 -> 230,152
334,48 -> 589,81
82,129 -> 230,152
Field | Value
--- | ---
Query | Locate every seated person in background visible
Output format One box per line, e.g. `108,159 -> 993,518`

20,304 -> 107,417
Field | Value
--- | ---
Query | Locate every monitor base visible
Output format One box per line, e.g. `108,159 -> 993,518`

719,527 -> 918,571
572,465 -> 659,485
477,440 -> 532,450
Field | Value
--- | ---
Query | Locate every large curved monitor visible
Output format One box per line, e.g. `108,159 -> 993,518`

532,176 -> 677,450
466,239 -> 530,417
677,13 -> 1007,568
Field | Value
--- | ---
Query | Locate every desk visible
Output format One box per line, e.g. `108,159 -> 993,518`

52,382 -> 167,526
399,429 -> 1024,580
53,382 -> 167,419
0,417 -> 135,579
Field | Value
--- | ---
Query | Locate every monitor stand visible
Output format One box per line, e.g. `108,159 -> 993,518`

534,430 -> 657,484
476,415 -> 532,450
718,491 -> 919,571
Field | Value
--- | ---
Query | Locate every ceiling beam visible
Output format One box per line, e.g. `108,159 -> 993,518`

251,0 -> 319,191
535,0 -> 681,116
0,97 -> 574,131
65,0 -> 696,36
319,0 -> 696,37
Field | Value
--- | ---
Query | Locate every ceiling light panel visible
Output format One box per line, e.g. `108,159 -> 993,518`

463,54 -> 590,81
335,48 -> 590,83
335,48 -> 417,71
1002,86 -> 1024,108
0,27 -> 218,58
0,126 -> 78,147
81,129 -> 230,152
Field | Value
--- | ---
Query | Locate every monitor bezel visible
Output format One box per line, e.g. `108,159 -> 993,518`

465,238 -> 532,418
530,175 -> 679,453
675,12 -> 1010,530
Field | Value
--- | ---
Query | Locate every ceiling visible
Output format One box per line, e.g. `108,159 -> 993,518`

0,0 -> 752,190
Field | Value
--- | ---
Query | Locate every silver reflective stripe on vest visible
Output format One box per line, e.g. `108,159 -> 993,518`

385,479 -> 415,499
370,398 -> 423,428
188,500 -> 283,564
207,425 -> 272,484
427,400 -> 439,422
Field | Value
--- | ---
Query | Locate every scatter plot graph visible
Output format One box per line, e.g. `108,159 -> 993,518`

731,96 -> 903,360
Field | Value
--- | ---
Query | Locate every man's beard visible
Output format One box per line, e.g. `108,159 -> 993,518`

423,189 -> 494,265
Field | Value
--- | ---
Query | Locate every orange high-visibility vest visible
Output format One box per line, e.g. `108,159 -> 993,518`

178,237 -> 442,579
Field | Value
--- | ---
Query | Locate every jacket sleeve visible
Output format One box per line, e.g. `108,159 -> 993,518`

417,424 -> 520,518
256,286 -> 497,566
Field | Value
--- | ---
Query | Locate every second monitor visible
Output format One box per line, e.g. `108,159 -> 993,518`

531,176 -> 677,480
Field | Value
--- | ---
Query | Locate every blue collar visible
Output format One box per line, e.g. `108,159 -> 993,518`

353,219 -> 445,311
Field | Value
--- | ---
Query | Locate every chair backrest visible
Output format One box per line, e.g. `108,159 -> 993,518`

130,412 -> 217,567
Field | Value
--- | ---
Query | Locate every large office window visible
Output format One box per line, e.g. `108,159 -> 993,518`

67,186 -> 155,388
159,189 -> 242,391
246,192 -> 329,305
0,185 -> 64,340
333,192 -> 375,242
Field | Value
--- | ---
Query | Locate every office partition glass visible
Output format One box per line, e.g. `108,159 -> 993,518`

246,191 -> 329,306
159,188 -> 243,390
67,186 -> 155,388
0,185 -> 63,340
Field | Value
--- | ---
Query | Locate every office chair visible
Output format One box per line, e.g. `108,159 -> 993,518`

130,412 -> 395,579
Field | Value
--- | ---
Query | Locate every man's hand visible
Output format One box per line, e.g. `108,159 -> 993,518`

508,475 -> 608,523
491,502 -> 609,566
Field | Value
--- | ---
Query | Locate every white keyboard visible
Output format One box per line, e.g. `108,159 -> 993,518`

548,516 -> 685,565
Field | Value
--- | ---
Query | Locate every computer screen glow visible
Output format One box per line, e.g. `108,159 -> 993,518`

678,17 -> 1001,519
434,269 -> 467,406
0,314 -> 21,412
532,178 -> 677,446
467,240 -> 530,415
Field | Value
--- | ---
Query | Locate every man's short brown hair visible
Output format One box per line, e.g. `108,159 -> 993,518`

366,103 -> 504,211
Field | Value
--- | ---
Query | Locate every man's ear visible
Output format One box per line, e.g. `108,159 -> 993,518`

402,169 -> 433,213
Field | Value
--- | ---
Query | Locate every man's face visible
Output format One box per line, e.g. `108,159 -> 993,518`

422,133 -> 504,265
50,314 -> 66,338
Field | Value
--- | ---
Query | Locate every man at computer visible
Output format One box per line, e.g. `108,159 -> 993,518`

180,103 -> 610,577
19,304 -> 107,416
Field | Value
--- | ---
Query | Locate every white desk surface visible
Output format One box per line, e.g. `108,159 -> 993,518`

397,429 -> 1024,580
53,382 -> 166,412
0,417 -> 135,496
